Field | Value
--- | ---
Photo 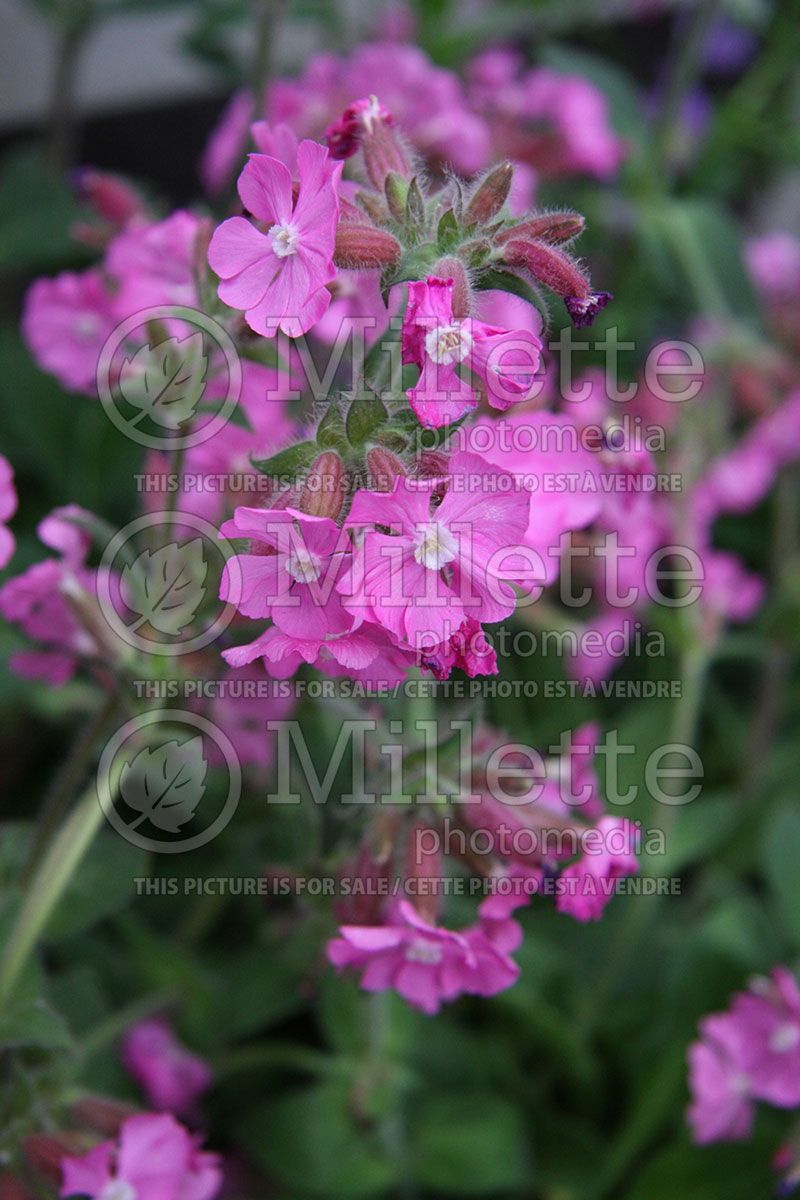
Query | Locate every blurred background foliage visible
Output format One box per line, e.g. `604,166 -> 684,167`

1,0 -> 800,1197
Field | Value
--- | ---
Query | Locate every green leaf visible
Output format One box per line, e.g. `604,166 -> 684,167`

405,176 -> 425,228
387,242 -> 440,293
475,268 -> 545,315
437,207 -> 459,250
241,1083 -> 396,1198
345,390 -> 388,447
762,804 -> 800,947
0,995 -> 72,1050
411,1093 -> 532,1194
316,400 -> 349,453
251,439 -> 317,481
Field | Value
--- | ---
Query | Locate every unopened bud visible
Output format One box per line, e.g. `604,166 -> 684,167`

325,96 -> 410,189
406,821 -> 443,925
496,211 -> 585,247
434,256 -> 472,317
334,223 -> 401,270
299,451 -> 345,519
366,447 -> 406,492
465,162 -> 514,226
384,171 -> 409,222
501,238 -> 612,327
0,1174 -> 31,1200
416,450 -> 450,478
72,168 -> 143,227
71,1094 -> 139,1137
355,190 -> 388,225
23,1134 -> 86,1184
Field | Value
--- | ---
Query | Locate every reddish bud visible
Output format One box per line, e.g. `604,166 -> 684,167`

338,196 -> 365,223
334,223 -> 401,270
0,1173 -> 31,1200
405,822 -> 443,925
299,451 -> 346,519
501,238 -> 589,298
465,162 -> 514,226
325,96 -> 410,189
23,1134 -> 86,1184
366,447 -> 406,492
71,1094 -> 139,1137
433,256 -> 472,318
496,211 -> 585,247
72,168 -> 143,227
416,450 -> 450,479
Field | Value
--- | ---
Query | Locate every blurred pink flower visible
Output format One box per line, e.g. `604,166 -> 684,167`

22,269 -> 116,394
120,1018 -> 212,1117
0,455 -> 17,569
556,816 -> 639,922
60,1112 -> 221,1200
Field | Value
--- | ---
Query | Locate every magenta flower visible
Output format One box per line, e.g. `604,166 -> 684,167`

340,450 -> 530,653
556,816 -> 639,922
730,968 -> 800,1108
0,455 -> 17,569
687,1012 -> 756,1144
402,276 -> 543,428
745,232 -> 800,306
219,506 -> 352,639
224,621 -> 413,684
106,211 -> 202,313
60,1112 -> 221,1200
22,269 -> 116,394
120,1018 -> 213,1118
208,140 -> 342,337
327,898 -> 520,1014
0,504 -> 105,685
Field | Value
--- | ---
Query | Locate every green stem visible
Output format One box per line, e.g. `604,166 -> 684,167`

0,760 -> 122,1007
47,21 -> 90,173
22,691 -> 122,882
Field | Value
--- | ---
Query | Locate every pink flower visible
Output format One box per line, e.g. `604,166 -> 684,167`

340,450 -> 530,653
22,269 -> 116,394
522,68 -> 626,180
556,816 -> 639,922
219,506 -> 352,639
60,1112 -> 221,1200
200,90 -> 253,196
209,664 -> 294,768
745,233 -> 800,305
402,276 -> 543,427
106,211 -> 202,314
0,504 -> 105,685
120,1018 -> 213,1118
421,617 -> 498,680
0,455 -> 17,569
224,620 -> 412,684
730,968 -> 800,1108
327,898 -> 520,1014
208,141 -> 342,337
687,1012 -> 756,1144
462,411 -> 601,585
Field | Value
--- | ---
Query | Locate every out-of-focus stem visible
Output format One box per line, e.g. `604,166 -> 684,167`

0,759 -> 122,1006
47,22 -> 89,173
654,0 -> 723,177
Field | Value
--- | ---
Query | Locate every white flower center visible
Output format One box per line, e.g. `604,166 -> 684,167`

100,1182 -> 138,1200
268,221 -> 301,258
731,1071 -> 751,1096
770,1022 -> 800,1053
75,314 -> 100,339
424,322 -> 472,366
414,521 -> 458,570
284,546 -> 321,583
405,937 -> 442,965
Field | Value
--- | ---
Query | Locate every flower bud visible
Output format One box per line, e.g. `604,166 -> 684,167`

465,162 -> 514,226
72,168 -> 143,227
325,96 -> 410,189
334,223 -> 401,270
416,449 -> 450,478
501,238 -> 611,328
23,1134 -> 86,1184
496,211 -> 585,247
405,821 -> 443,925
366,447 -> 406,492
299,451 -> 346,519
0,1174 -> 31,1200
433,256 -> 472,317
71,1094 -> 139,1137
384,171 -> 409,222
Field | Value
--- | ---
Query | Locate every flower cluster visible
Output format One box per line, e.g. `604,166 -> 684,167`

688,967 -> 800,1146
